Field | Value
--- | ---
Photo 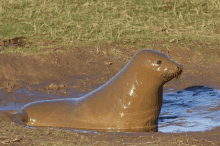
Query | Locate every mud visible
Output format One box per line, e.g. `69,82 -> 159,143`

0,46 -> 220,145
13,50 -> 183,131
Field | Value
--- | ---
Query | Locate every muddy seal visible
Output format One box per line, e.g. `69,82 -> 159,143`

15,49 -> 183,132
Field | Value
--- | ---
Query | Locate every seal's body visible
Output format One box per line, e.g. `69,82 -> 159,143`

15,49 -> 183,131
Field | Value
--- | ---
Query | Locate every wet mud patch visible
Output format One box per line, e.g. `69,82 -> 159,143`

0,84 -> 88,111
0,119 -> 219,145
0,37 -> 26,48
0,47 -> 220,145
1,85 -> 220,134
0,47 -> 131,92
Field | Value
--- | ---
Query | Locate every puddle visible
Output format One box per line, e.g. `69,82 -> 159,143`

159,86 -> 220,133
0,86 -> 86,111
0,85 -> 220,133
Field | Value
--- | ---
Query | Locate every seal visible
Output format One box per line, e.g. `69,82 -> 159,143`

15,49 -> 183,132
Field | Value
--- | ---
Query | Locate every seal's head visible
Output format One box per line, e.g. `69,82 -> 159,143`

111,49 -> 183,131
130,49 -> 183,86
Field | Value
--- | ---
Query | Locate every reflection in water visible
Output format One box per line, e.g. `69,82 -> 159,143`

0,85 -> 220,133
159,86 -> 220,133
0,87 -> 85,111
56,126 -> 157,133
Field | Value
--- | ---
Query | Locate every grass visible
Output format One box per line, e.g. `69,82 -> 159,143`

0,0 -> 220,54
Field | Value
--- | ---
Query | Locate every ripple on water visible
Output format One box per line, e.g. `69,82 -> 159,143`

0,87 -> 85,111
0,85 -> 220,133
159,86 -> 220,133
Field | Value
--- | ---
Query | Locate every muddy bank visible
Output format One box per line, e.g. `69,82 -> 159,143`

0,47 -> 220,93
0,47 -> 132,93
0,118 -> 219,145
0,46 -> 220,145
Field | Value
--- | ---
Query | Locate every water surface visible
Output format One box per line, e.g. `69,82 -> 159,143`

0,85 -> 219,133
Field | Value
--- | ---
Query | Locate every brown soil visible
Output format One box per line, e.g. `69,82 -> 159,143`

0,45 -> 220,145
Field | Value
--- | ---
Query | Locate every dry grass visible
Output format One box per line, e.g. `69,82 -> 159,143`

0,0 -> 220,54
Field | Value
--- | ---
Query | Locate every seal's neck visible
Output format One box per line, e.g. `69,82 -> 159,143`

105,60 -> 164,111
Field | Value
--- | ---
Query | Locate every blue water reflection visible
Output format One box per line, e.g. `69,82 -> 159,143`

159,86 -> 220,132
0,85 -> 220,133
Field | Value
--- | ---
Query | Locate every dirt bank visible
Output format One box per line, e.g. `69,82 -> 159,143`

0,46 -> 220,145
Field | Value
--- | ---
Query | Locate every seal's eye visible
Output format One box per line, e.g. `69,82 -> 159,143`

157,60 -> 162,64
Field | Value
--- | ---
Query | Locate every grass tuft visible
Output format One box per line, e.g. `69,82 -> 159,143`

0,0 -> 220,53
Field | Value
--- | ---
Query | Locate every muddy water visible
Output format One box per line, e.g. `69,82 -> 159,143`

0,85 -> 220,133
160,86 -> 220,132
0,86 -> 86,111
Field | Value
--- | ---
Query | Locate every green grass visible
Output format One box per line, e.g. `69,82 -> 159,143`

0,0 -> 220,53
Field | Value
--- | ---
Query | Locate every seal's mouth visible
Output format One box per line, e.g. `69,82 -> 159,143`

163,66 -> 183,82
